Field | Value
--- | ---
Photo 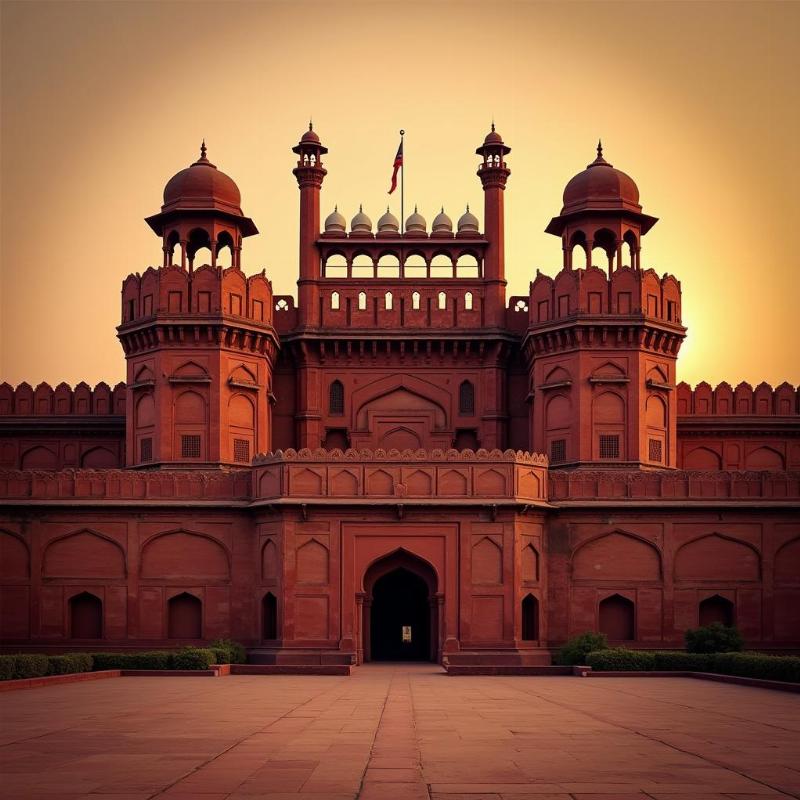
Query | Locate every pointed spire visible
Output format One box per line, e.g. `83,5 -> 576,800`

359,203 -> 363,212
597,138 -> 603,159
414,204 -> 418,213
200,139 -> 207,160
466,203 -> 470,213
309,119 -> 313,131
491,119 -> 495,133
441,205 -> 445,213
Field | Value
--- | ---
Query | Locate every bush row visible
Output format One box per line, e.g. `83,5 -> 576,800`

0,645 -> 240,681
0,652 -> 94,681
584,648 -> 800,683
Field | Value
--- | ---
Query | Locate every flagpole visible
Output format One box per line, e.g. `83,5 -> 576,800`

399,129 -> 405,234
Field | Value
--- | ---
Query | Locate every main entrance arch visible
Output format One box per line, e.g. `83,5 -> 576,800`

360,550 -> 440,663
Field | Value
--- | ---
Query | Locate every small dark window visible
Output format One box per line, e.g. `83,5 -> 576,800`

550,439 -> 566,465
599,434 -> 620,460
329,380 -> 344,415
263,593 -> 278,640
667,300 -> 677,322
459,381 -> 475,415
521,594 -> 539,641
181,434 -> 201,458
140,437 -> 153,463
233,438 -> 250,463
649,438 -> 662,463
128,299 -> 135,321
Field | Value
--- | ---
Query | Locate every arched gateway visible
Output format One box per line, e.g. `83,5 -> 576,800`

360,550 -> 440,663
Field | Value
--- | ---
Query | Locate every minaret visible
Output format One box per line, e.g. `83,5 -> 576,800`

292,123 -> 328,328
476,123 -> 511,327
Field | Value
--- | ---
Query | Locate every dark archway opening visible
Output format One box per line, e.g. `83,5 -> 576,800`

521,594 -> 539,641
699,594 -> 734,627
168,592 -> 202,639
599,593 -> 635,641
262,592 -> 278,640
370,568 -> 431,661
70,592 -> 103,639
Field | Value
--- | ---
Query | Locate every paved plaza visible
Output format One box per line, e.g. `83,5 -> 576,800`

1,664 -> 799,800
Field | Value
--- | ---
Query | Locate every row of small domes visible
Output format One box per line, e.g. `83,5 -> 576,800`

324,206 -> 479,234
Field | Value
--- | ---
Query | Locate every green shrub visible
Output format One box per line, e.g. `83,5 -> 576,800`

47,653 -> 93,675
710,652 -> 800,683
555,632 -> 608,665
652,651 -> 714,671
0,654 -> 50,681
210,639 -> 246,664
171,647 -> 216,670
685,622 -> 744,654
585,648 -> 656,671
92,651 -> 171,671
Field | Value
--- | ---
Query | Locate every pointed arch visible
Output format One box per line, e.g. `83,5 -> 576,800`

571,530 -> 661,581
43,528 -> 126,579
521,594 -> 539,640
262,592 -> 278,640
168,592 -> 202,639
0,530 -> 30,580
674,533 -> 760,581
472,536 -> 502,584
699,594 -> 735,627
599,593 -> 635,640
69,591 -> 103,639
140,529 -> 230,580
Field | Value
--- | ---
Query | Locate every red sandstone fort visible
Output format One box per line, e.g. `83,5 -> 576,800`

0,125 -> 798,666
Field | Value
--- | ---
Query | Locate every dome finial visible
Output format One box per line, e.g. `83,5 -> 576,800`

200,139 -> 207,160
309,119 -> 313,131
359,203 -> 363,212
597,138 -> 603,159
414,203 -> 418,213
491,119 -> 495,133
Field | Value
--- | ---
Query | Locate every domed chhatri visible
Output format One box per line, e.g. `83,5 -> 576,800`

300,121 -> 320,144
561,140 -> 641,214
405,206 -> 427,233
432,207 -> 453,234
350,205 -> 373,233
162,141 -> 243,213
457,205 -> 480,234
324,205 -> 346,233
377,207 -> 400,234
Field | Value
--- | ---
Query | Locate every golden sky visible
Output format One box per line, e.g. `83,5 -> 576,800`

1,0 -> 798,388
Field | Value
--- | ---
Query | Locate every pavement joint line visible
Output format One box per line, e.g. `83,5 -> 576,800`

570,673 -> 800,734
144,675 -> 351,800
497,676 -> 800,800
353,665 -> 394,800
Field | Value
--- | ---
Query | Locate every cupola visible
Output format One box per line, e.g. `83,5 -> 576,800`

377,207 -> 400,235
350,205 -> 373,235
431,207 -> 453,236
457,205 -> 480,236
405,206 -> 427,235
324,206 -> 346,234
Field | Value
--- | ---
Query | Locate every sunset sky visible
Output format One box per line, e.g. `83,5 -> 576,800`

1,0 -> 798,389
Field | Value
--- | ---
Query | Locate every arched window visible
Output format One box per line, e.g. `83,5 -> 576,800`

599,594 -> 634,641
438,291 -> 446,310
168,592 -> 202,639
412,291 -> 421,310
358,291 -> 367,311
70,592 -> 103,639
699,594 -> 735,627
522,594 -> 539,641
464,291 -> 473,310
263,592 -> 278,640
329,380 -> 344,415
330,291 -> 340,310
459,380 -> 475,415
384,291 -> 393,310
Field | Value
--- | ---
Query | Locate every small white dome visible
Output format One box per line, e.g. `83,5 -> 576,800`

324,206 -> 346,233
457,205 -> 480,233
432,207 -> 453,233
405,205 -> 427,233
350,204 -> 372,233
377,207 -> 400,233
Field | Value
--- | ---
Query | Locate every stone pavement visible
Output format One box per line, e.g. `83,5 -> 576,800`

1,663 -> 799,800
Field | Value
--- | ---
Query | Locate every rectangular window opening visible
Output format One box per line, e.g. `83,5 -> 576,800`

599,434 -> 620,460
181,434 -> 201,459
140,437 -> 153,463
233,438 -> 250,463
550,439 -> 566,465
649,438 -> 663,463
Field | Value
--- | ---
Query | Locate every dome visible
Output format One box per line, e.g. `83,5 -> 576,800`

483,123 -> 504,145
377,207 -> 400,233
324,206 -> 346,233
432,208 -> 453,233
561,142 -> 640,213
457,206 -> 480,234
350,205 -> 372,233
300,122 -> 320,144
162,142 -> 242,212
405,206 -> 427,233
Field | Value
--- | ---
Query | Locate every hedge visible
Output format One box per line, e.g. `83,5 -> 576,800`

584,648 -> 800,683
209,639 -> 247,664
0,654 -> 51,681
91,648 -> 217,671
554,632 -> 609,665
46,653 -> 94,675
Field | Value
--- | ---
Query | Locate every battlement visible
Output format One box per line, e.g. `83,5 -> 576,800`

0,381 -> 125,416
252,447 -> 549,505
529,266 -> 682,327
120,264 -> 274,326
677,381 -> 799,416
549,468 -> 800,504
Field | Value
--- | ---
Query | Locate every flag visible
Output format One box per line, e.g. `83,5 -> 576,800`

388,138 -> 403,194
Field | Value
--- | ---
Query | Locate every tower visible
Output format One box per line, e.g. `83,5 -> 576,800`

476,124 -> 511,327
525,144 -> 686,468
118,144 -> 280,467
292,123 -> 328,328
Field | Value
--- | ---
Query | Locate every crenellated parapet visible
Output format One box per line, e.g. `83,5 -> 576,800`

0,381 -> 125,416
550,468 -> 800,503
252,447 -> 549,505
677,381 -> 799,416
